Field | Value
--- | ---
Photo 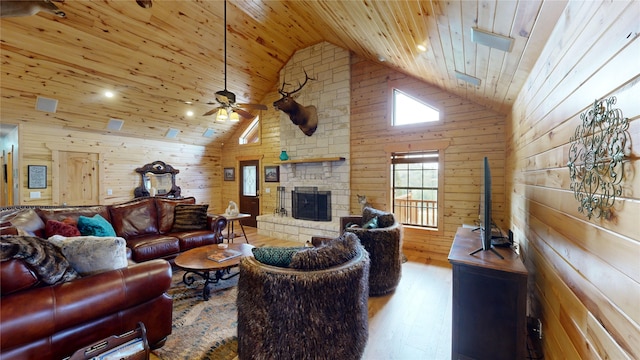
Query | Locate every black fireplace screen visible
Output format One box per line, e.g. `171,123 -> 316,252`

292,187 -> 331,221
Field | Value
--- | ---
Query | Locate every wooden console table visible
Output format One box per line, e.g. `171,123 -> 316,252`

448,227 -> 528,360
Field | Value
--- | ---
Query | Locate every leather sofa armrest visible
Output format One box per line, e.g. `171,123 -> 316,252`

340,216 -> 363,234
0,259 -> 171,351
207,215 -> 228,243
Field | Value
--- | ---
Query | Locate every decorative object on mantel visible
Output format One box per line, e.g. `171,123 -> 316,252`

279,150 -> 289,161
134,160 -> 181,198
275,186 -> 287,217
567,96 -> 630,220
273,70 -> 318,136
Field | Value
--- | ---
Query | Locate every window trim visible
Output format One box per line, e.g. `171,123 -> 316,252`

239,116 -> 261,145
384,141 -> 449,234
387,83 -> 443,129
391,150 -> 440,229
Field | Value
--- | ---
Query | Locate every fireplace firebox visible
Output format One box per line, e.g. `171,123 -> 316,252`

292,187 -> 331,221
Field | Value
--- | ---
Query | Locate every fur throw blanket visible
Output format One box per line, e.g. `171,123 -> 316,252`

1,235 -> 79,285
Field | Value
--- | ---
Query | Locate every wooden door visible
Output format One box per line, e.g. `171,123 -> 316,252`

239,160 -> 259,227
59,151 -> 99,205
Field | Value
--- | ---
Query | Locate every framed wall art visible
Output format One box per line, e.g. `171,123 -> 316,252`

28,165 -> 47,189
264,165 -> 280,182
224,167 -> 235,181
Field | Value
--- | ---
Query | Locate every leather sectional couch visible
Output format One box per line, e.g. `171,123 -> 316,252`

0,196 -> 228,359
1,196 -> 228,262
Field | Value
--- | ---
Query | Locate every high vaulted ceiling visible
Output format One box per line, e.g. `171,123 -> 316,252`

0,0 -> 566,145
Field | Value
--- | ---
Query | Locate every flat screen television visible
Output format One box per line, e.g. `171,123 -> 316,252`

480,156 -> 492,251
470,157 -> 504,259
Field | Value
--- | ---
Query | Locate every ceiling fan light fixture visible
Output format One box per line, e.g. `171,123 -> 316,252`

216,108 -> 228,121
230,111 -> 240,122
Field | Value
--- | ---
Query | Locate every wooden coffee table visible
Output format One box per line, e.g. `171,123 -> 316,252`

174,243 -> 254,300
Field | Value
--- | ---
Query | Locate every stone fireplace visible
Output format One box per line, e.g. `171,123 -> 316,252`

292,187 -> 331,221
257,42 -> 350,243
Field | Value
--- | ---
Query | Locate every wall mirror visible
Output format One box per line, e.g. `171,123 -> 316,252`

134,160 -> 181,198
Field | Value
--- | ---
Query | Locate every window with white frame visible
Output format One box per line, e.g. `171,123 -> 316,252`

392,89 -> 440,126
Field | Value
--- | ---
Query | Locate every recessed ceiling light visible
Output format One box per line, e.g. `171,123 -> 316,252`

417,44 -> 427,52
104,91 -> 114,98
186,110 -> 194,117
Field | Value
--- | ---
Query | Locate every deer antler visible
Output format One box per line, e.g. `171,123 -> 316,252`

278,69 -> 315,97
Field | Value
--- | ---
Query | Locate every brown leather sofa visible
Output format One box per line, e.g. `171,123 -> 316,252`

0,197 -> 227,358
1,196 -> 228,262
0,258 -> 173,359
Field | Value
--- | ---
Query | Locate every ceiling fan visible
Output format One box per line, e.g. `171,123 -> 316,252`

203,0 -> 267,120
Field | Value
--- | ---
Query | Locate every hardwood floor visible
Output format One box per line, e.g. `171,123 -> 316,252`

244,226 -> 453,360
154,227 -> 453,359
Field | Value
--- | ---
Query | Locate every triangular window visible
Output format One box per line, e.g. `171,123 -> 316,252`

239,116 -> 260,144
392,89 -> 440,126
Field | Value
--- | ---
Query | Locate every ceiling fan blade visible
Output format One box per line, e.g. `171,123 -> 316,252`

237,103 -> 268,110
234,108 -> 255,119
203,106 -> 222,116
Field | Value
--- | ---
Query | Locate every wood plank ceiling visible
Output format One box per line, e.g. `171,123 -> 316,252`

0,0 -> 563,146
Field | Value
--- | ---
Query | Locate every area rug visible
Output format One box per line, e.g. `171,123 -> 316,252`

152,267 -> 239,360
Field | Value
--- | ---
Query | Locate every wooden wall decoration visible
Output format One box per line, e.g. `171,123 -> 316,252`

567,96 -> 630,219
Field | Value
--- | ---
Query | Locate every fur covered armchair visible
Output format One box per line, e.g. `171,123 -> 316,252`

236,232 -> 370,360
341,207 -> 403,296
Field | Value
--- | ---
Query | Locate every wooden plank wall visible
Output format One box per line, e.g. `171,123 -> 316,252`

507,1 -> 640,359
10,123 -> 223,212
350,55 -> 507,262
220,89 -> 283,214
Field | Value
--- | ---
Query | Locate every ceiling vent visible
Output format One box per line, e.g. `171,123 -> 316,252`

35,96 -> 58,113
455,71 -> 481,87
165,128 -> 180,139
107,118 -> 124,131
471,27 -> 514,52
202,128 -> 215,138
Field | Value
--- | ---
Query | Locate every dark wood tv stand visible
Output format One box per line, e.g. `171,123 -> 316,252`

448,227 -> 528,360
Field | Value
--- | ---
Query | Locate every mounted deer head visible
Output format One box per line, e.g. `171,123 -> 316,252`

1,0 -> 66,18
273,70 -> 318,136
0,0 -> 151,18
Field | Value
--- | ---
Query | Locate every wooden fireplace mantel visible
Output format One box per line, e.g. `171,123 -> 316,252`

275,156 -> 345,164
276,157 -> 345,178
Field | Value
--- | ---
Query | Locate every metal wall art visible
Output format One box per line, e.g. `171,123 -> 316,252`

567,96 -> 630,219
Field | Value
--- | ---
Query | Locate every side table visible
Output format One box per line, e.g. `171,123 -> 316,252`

214,213 -> 250,243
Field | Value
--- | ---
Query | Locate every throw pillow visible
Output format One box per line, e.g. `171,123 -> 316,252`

252,247 -> 301,267
362,216 -> 379,229
289,232 -> 361,270
48,235 -> 128,276
362,207 -> 395,228
77,214 -> 117,237
45,219 -> 81,238
172,204 -> 209,231
5,209 -> 45,236
0,235 -> 79,285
